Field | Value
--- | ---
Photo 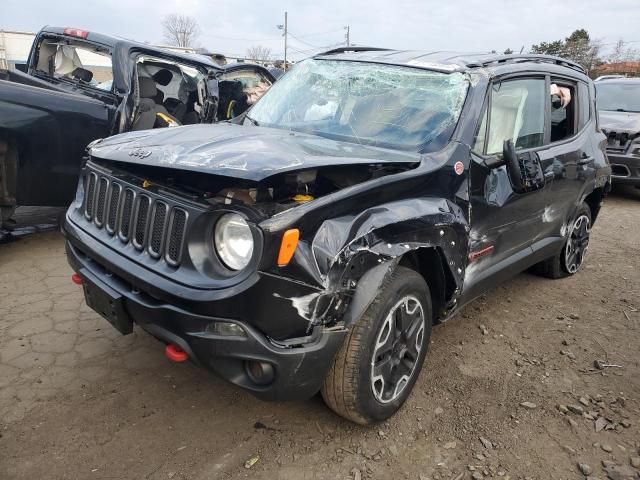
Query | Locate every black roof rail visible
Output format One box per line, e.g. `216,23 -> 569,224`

318,46 -> 392,56
466,54 -> 586,74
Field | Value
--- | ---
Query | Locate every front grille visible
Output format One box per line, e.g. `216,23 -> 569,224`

82,170 -> 190,267
604,130 -> 634,153
149,201 -> 168,258
119,189 -> 135,242
133,195 -> 151,249
166,208 -> 187,265
106,183 -> 122,234
84,172 -> 97,220
94,178 -> 108,227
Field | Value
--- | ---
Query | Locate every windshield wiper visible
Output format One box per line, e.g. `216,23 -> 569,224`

244,114 -> 259,126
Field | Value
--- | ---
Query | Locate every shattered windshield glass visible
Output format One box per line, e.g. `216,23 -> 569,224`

248,59 -> 469,152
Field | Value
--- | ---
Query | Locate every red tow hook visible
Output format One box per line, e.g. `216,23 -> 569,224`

71,273 -> 83,285
165,344 -> 188,362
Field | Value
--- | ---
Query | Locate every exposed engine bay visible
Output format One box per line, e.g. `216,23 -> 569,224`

94,158 -> 416,216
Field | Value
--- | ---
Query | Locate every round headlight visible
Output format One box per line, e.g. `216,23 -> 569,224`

214,213 -> 254,270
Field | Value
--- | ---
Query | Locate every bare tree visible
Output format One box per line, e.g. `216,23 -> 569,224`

607,39 -> 640,64
162,14 -> 200,48
246,45 -> 273,64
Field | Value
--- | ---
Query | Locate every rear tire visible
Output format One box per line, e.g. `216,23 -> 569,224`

532,203 -> 592,279
321,266 -> 432,424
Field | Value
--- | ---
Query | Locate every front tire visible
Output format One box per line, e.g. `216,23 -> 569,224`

321,266 -> 432,424
532,203 -> 592,279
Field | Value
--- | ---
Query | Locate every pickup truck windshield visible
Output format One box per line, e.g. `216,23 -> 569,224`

35,39 -> 113,92
596,82 -> 640,113
248,59 -> 469,152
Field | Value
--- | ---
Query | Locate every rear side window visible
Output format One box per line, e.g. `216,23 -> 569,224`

550,80 -> 577,142
578,82 -> 590,130
482,78 -> 546,154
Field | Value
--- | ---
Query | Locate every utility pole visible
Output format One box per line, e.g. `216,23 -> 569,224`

277,12 -> 288,71
345,26 -> 350,47
284,12 -> 288,71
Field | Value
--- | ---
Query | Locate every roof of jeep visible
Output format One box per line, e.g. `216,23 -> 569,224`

314,47 -> 587,75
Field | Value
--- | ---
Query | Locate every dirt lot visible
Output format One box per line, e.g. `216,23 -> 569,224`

1,188 -> 639,480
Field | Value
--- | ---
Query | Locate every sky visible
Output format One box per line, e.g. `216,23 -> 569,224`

3,0 -> 639,61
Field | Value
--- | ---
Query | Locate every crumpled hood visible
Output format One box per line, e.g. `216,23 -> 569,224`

599,110 -> 640,133
90,124 -> 421,181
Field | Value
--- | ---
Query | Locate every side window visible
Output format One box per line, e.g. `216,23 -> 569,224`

550,80 -> 577,142
485,79 -> 546,155
578,82 -> 590,130
35,39 -> 113,91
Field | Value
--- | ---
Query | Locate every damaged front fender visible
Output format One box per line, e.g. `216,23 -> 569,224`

270,197 -> 469,331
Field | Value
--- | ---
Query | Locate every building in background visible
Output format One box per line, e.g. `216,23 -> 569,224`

0,30 -> 36,69
594,61 -> 640,78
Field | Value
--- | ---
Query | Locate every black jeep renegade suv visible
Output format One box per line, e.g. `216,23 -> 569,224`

64,48 -> 611,424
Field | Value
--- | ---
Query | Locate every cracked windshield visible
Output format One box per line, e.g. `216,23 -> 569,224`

248,59 -> 469,152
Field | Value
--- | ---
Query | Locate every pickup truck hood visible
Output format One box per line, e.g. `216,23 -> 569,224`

599,110 -> 640,133
90,123 -> 421,181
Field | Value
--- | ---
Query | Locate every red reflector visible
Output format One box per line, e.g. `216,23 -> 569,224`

71,273 -> 83,285
165,344 -> 188,362
63,27 -> 89,39
468,245 -> 495,263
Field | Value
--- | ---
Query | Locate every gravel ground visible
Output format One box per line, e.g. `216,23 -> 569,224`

1,188 -> 639,480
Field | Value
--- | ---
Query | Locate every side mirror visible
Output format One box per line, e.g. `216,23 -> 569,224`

503,139 -> 525,192
502,139 -> 546,193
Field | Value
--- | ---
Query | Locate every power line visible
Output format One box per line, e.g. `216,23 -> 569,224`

199,32 -> 282,43
287,42 -> 343,58
287,32 -> 323,49
295,27 -> 345,38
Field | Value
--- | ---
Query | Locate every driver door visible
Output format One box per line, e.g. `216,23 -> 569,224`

462,76 -> 551,302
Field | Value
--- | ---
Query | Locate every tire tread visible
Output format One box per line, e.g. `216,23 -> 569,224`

321,266 -> 428,424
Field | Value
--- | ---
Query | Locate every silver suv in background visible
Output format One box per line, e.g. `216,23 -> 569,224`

595,77 -> 640,187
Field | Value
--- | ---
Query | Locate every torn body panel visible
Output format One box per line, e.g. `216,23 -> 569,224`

259,168 -> 471,332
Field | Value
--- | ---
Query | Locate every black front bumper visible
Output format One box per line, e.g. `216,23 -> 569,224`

64,220 -> 347,401
607,152 -> 640,186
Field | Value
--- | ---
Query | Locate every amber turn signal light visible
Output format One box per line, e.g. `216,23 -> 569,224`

277,229 -> 300,267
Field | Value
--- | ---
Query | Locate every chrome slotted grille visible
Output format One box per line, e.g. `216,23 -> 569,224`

81,170 -> 189,267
